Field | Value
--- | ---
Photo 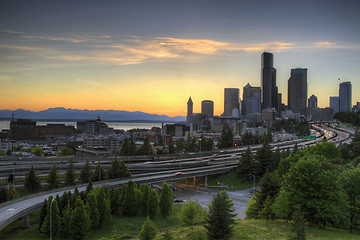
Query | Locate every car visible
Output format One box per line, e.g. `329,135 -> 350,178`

174,172 -> 184,175
173,199 -> 185,203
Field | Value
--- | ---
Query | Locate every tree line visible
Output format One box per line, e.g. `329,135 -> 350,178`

335,111 -> 360,126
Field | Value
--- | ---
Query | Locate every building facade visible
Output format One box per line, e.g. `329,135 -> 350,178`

308,95 -> 318,121
242,83 -> 261,117
288,68 -> 308,116
224,88 -> 240,117
201,100 -> 214,118
329,96 -> 340,115
339,81 -> 352,112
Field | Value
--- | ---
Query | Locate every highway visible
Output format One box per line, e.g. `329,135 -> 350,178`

0,122 -> 352,232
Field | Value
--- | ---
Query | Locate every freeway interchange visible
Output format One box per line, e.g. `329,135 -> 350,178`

0,122 -> 353,231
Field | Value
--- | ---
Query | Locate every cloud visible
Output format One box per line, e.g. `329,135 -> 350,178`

0,44 -> 38,51
76,79 -> 103,87
315,41 -> 335,47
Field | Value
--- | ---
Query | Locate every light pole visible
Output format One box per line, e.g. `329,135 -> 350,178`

249,174 -> 256,196
199,138 -> 202,157
50,198 -> 55,240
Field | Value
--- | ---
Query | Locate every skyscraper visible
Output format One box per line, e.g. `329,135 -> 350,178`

288,68 -> 307,116
329,96 -> 340,115
224,88 -> 240,117
187,96 -> 193,116
242,83 -> 261,117
339,81 -> 352,112
261,52 -> 278,111
308,95 -> 318,120
201,100 -> 214,118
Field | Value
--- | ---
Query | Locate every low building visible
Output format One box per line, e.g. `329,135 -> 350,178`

262,108 -> 277,127
82,135 -> 121,155
10,119 -> 37,140
37,124 -> 77,139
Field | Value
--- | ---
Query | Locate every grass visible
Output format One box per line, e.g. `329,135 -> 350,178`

206,171 -> 254,191
1,208 -> 359,240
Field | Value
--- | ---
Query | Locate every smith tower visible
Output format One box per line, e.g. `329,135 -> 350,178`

261,52 -> 278,111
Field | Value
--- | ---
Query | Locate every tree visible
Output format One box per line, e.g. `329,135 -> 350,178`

71,197 -> 91,240
24,165 -> 41,192
255,139 -> 272,175
168,138 -> 176,154
6,149 -> 12,156
32,146 -> 44,156
236,147 -> 254,178
138,216 -> 157,240
290,209 -> 306,240
58,147 -> 74,156
205,191 -> 236,240
39,199 -> 48,231
65,160 -> 76,185
79,160 -> 91,183
217,129 -> 233,149
41,196 -> 61,238
159,182 -> 173,218
86,191 -> 100,228
181,200 -> 205,232
120,181 -> 139,216
47,164 -> 59,189
339,168 -> 360,233
283,155 -> 348,228
95,187 -> 111,226
108,158 -> 131,179
148,188 -> 159,219
138,137 -> 153,155
61,202 -> 73,238
92,161 -> 106,182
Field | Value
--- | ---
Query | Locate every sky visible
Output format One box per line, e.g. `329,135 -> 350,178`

0,0 -> 359,117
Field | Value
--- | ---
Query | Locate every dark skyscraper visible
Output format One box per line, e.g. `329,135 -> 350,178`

288,68 -> 308,116
261,52 -> 278,111
224,88 -> 240,117
201,100 -> 214,118
308,95 -> 318,120
339,81 -> 352,112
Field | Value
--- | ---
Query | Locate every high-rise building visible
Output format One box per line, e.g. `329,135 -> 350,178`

288,68 -> 307,116
339,81 -> 352,112
261,52 -> 278,111
201,100 -> 214,118
329,96 -> 340,115
242,83 -> 261,117
224,88 -> 240,117
187,97 -> 193,116
308,95 -> 318,120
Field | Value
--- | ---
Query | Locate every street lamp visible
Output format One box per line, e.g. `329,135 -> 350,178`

50,198 -> 55,240
199,138 -> 202,156
249,174 -> 256,196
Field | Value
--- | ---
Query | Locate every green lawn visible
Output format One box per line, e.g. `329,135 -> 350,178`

206,171 -> 254,191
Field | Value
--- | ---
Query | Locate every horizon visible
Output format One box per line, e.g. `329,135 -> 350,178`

1,0 -> 359,117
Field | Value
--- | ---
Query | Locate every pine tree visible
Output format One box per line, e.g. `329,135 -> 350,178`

119,137 -> 130,156
110,188 -> 121,216
61,202 -> 73,238
108,157 -> 130,179
92,161 -> 106,182
140,184 -> 151,216
71,197 -> 90,240
205,191 -> 236,240
148,188 -> 159,219
236,147 -> 254,178
39,198 -> 48,231
86,191 -> 100,228
65,160 -> 76,185
120,181 -> 138,216
159,182 -> 173,218
47,164 -> 59,189
24,165 -> 41,192
138,216 -> 157,240
86,181 -> 93,195
138,137 -> 153,155
96,187 -> 111,226
79,160 -> 91,183
255,139 -> 272,175
41,196 -> 61,238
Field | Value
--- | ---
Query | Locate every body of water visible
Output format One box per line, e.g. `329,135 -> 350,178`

0,120 -> 165,131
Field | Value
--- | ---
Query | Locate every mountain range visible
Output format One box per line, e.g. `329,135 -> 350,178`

0,108 -> 185,122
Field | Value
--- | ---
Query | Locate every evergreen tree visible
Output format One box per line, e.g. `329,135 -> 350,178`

39,198 -> 48,231
255,139 -> 272,175
205,191 -> 236,240
79,160 -> 91,183
24,165 -> 41,192
86,181 -> 93,195
168,138 -> 176,154
95,187 -> 111,226
47,164 -> 59,189
290,209 -> 306,240
86,191 -> 100,228
119,137 -> 130,156
92,161 -> 106,182
61,202 -> 73,238
218,129 -> 233,149
110,188 -> 121,216
60,191 -> 69,214
71,197 -> 91,240
159,182 -> 173,218
0,187 -> 9,203
138,216 -> 157,240
41,196 -> 61,238
140,184 -> 151,216
236,147 -> 254,178
65,160 -> 76,185
120,181 -> 138,216
138,137 -> 153,155
148,188 -> 159,219
175,138 -> 185,153
108,158 -> 131,179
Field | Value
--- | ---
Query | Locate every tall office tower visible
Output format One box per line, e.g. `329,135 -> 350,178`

288,68 -> 308,115
308,95 -> 318,120
339,81 -> 352,112
329,96 -> 340,114
261,52 -> 278,111
242,83 -> 261,116
201,100 -> 214,118
187,96 -> 193,116
277,93 -> 282,112
224,88 -> 240,117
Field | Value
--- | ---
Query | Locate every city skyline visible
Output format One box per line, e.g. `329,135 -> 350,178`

1,0 -> 359,117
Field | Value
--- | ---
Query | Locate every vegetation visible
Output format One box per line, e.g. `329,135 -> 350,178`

46,164 -> 59,189
217,129 -> 234,149
159,182 -> 173,218
58,147 -> 74,156
79,160 -> 91,183
65,160 -> 76,185
138,216 -> 157,240
273,119 -> 310,136
24,165 -> 41,192
335,111 -> 360,126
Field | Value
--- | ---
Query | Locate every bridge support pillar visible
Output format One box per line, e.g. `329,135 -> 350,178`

22,215 -> 29,228
193,176 -> 196,185
205,176 -> 208,188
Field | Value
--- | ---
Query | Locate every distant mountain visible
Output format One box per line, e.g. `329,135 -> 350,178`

0,107 -> 186,122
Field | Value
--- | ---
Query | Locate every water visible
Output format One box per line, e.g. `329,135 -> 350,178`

0,120 -> 165,131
